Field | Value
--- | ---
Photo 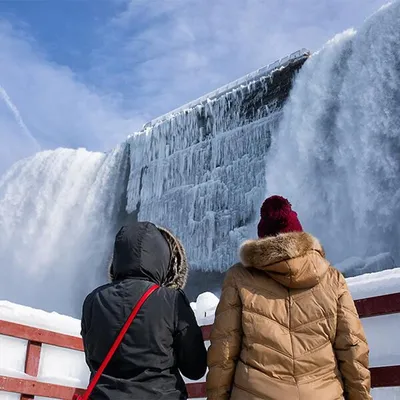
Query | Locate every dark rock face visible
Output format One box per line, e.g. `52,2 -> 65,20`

127,52 -> 310,301
239,57 -> 308,122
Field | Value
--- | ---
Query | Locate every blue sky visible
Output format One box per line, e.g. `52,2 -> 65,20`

0,0 -> 390,174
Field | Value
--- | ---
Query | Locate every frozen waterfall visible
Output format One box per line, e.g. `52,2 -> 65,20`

126,53 -> 307,272
0,146 -> 129,315
265,1 -> 400,264
125,2 -> 400,272
1,1 -> 399,315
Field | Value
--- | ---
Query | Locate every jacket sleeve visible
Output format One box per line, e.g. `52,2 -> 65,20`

206,267 -> 242,400
174,290 -> 207,380
80,298 -> 94,373
334,272 -> 372,400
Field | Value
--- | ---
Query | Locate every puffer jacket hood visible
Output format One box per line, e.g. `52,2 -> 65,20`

239,231 -> 329,289
108,221 -> 188,289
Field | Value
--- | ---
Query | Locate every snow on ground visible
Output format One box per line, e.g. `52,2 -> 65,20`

347,267 -> 400,300
0,300 -> 88,400
0,300 -> 81,336
1,268 -> 400,399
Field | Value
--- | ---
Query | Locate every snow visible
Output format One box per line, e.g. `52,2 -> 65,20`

363,313 -> 400,367
0,301 -> 80,336
0,336 -> 27,377
193,292 -> 219,326
347,267 -> 400,300
372,387 -> 400,400
0,300 -> 90,392
1,268 -> 399,399
38,345 -> 89,387
0,145 -> 129,317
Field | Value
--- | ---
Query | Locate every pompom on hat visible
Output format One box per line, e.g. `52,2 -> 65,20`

257,195 -> 303,238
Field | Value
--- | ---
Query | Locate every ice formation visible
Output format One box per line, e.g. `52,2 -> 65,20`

126,51 -> 308,271
0,146 -> 129,316
265,2 -> 400,265
126,2 -> 400,272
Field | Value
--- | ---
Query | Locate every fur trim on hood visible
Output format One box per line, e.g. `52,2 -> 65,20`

239,231 -> 328,289
108,225 -> 188,290
157,226 -> 189,289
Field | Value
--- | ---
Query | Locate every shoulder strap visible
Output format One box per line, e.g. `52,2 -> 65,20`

76,284 -> 159,400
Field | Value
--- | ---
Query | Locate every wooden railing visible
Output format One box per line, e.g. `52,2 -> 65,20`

1,293 -> 400,399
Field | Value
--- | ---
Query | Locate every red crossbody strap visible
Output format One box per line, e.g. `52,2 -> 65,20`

76,284 -> 159,400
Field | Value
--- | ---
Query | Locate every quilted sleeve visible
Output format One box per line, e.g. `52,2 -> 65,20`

333,272 -> 372,400
206,267 -> 243,400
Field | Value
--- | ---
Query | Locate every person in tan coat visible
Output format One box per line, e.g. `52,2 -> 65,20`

207,195 -> 371,400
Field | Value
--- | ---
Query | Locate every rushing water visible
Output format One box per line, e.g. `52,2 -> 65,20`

0,145 -> 129,315
265,2 -> 400,264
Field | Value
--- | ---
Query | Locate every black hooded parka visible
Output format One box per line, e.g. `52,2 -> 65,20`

81,222 -> 207,400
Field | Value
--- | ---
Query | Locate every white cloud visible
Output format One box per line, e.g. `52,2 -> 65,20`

0,20 -> 144,175
97,0 -> 390,120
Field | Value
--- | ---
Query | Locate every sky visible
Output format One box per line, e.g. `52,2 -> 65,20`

0,0 -> 390,174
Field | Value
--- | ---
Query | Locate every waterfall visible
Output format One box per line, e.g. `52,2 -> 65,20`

265,2 -> 400,264
125,54 -> 306,272
0,145 -> 129,316
1,2 -> 399,314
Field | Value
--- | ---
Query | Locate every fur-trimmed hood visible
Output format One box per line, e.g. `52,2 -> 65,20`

157,226 -> 188,289
239,232 -> 329,289
108,222 -> 188,289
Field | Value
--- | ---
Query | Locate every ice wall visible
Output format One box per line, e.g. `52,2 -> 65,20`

266,2 -> 400,265
126,2 -> 400,274
0,145 -> 129,316
127,54 -> 308,271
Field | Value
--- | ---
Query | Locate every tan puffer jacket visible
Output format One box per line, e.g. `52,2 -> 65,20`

207,232 -> 371,400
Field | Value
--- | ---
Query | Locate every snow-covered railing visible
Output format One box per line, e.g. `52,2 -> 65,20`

142,48 -> 310,129
0,292 -> 399,399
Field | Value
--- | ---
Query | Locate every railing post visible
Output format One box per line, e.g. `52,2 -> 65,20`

21,341 -> 42,400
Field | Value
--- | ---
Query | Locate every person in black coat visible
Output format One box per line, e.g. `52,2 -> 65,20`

81,221 -> 207,400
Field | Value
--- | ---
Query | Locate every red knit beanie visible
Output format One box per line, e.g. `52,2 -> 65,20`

257,195 -> 303,238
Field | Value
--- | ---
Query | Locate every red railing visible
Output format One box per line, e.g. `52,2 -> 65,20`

1,293 -> 400,399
